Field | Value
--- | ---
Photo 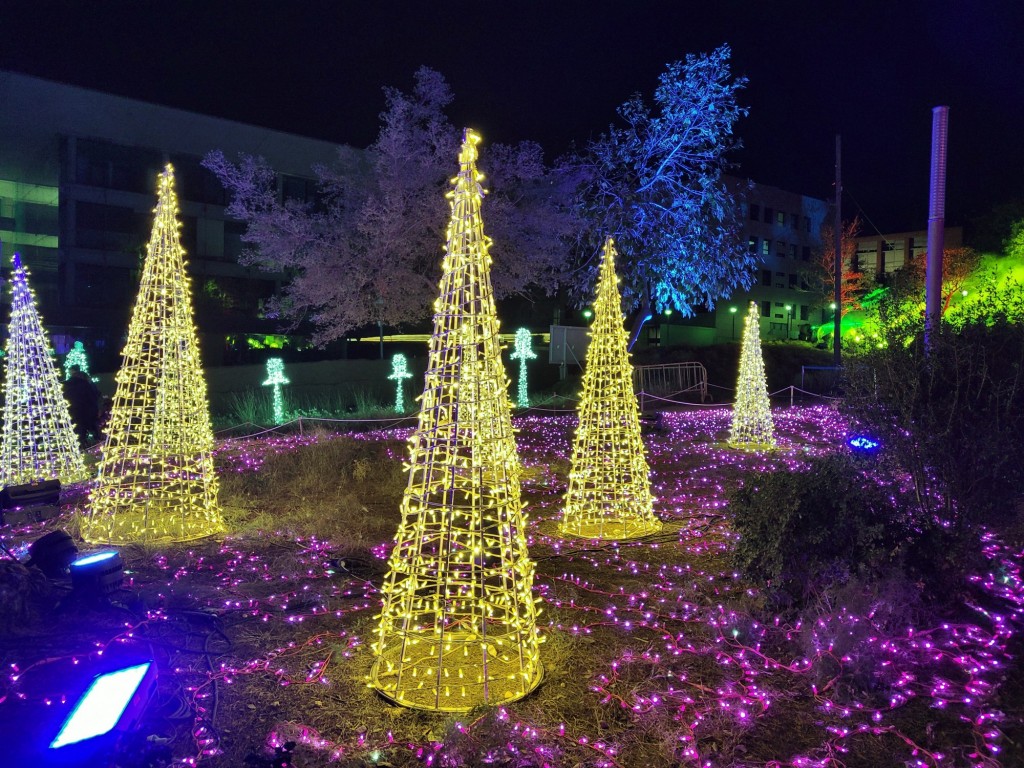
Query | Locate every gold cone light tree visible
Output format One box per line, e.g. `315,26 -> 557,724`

0,254 -> 89,486
730,301 -> 775,448
83,165 -> 223,544
560,238 -> 661,540
370,130 -> 543,711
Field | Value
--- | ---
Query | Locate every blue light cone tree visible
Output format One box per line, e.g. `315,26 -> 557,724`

0,254 -> 89,486
730,301 -> 775,448
560,238 -> 662,540
83,165 -> 224,544
370,129 -> 543,711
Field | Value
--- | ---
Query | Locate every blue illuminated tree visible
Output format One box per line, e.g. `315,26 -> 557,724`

573,45 -> 752,347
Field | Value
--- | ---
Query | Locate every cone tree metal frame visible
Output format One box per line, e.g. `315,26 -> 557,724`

730,301 -> 775,448
0,254 -> 88,486
83,165 -> 223,544
370,130 -> 542,711
560,238 -> 661,540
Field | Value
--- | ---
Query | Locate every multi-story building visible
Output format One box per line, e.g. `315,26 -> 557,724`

853,226 -> 963,281
643,178 -> 829,348
0,70 -> 358,368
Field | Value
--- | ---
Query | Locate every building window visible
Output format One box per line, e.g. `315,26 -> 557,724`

749,203 -> 760,221
804,216 -> 811,232
789,273 -> 798,288
761,301 -> 771,317
748,235 -> 758,253
223,220 -> 247,261
777,241 -> 786,258
761,239 -> 771,256
281,174 -> 320,206
790,244 -> 798,259
800,305 -> 809,321
75,138 -> 162,194
761,268 -> 771,286
802,245 -> 811,261
764,206 -> 773,224
776,211 -> 785,226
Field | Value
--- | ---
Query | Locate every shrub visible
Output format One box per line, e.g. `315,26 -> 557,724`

731,452 -> 985,613
843,296 -> 1024,532
730,454 -> 899,610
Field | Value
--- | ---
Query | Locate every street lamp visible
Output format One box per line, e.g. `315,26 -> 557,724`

582,308 -> 593,321
729,305 -> 737,339
785,304 -> 793,339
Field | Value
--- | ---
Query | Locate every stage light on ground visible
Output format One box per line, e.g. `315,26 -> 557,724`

49,661 -> 155,750
848,435 -> 881,454
70,550 -> 124,598
27,529 -> 78,577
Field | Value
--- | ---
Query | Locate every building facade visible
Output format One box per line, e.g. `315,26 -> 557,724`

853,226 -> 963,280
640,178 -> 829,348
0,70 -> 358,368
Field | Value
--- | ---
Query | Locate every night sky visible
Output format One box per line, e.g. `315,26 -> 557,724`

3,0 -> 1022,234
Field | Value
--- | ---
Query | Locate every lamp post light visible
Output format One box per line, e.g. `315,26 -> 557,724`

785,304 -> 793,339
582,308 -> 593,321
729,305 -> 737,339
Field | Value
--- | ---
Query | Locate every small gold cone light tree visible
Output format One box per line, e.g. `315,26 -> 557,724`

0,254 -> 89,486
370,129 -> 543,711
560,238 -> 662,540
730,301 -> 775,448
83,165 -> 223,544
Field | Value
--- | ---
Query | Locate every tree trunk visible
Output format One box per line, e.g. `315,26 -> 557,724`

627,292 -> 653,351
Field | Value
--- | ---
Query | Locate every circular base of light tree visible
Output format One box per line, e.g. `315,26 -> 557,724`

557,516 -> 664,542
80,505 -> 225,545
369,629 -> 544,712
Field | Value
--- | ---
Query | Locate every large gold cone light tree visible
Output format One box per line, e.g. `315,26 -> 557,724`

0,254 -> 89,486
82,165 -> 223,544
560,238 -> 662,540
729,301 -> 775,448
370,129 -> 543,711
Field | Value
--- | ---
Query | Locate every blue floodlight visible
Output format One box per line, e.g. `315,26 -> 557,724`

847,435 -> 880,453
70,550 -> 124,598
72,551 -> 118,568
50,662 -> 154,749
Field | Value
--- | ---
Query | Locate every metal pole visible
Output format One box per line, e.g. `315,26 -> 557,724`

925,106 -> 949,354
833,134 -> 842,367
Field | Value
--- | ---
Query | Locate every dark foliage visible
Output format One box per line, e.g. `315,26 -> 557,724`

843,306 -> 1024,532
730,454 -> 897,610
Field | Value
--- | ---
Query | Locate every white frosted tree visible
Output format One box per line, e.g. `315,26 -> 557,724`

730,301 -> 775,448
0,254 -> 88,486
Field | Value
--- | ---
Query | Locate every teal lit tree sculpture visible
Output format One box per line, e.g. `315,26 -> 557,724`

0,254 -> 88,486
508,328 -> 536,408
63,340 -> 91,381
560,238 -> 661,540
262,358 -> 290,424
83,165 -> 224,544
730,301 -> 775,448
388,353 -> 413,412
370,129 -> 543,711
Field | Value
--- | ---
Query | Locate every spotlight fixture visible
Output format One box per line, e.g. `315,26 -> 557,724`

0,479 -> 61,527
49,661 -> 157,752
70,550 -> 125,598
27,529 -> 78,578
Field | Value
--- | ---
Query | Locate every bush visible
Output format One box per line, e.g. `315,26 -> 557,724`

730,454 -> 898,610
731,452 -> 985,614
843,299 -> 1024,531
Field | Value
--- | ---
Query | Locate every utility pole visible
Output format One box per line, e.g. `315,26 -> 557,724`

925,106 -> 949,354
833,135 -> 842,367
